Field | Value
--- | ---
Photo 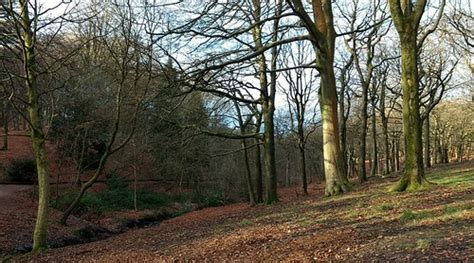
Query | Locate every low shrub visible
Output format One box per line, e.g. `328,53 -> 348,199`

6,158 -> 36,183
53,174 -> 174,215
192,190 -> 231,208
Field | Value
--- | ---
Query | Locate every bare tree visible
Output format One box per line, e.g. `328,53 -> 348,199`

288,0 -> 351,196
388,0 -> 445,191
341,0 -> 390,182
0,0 -> 80,251
60,0 -> 154,224
279,40 -> 318,195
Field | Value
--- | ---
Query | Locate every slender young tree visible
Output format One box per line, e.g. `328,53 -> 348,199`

336,54 -> 353,180
60,1 -> 154,224
234,98 -> 257,206
280,41 -> 318,195
12,0 -> 51,251
250,0 -> 282,203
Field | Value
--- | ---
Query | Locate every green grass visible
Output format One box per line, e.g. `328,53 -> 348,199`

415,239 -> 431,250
377,203 -> 395,212
346,209 -> 361,219
428,168 -> 474,186
444,205 -> 461,214
400,209 -> 435,222
240,219 -> 253,226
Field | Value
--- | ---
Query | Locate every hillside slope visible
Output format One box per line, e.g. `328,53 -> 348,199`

17,161 -> 474,262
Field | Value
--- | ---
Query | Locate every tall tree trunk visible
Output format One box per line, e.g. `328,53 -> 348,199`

13,114 -> 19,131
251,0 -> 280,204
349,143 -> 356,178
457,144 -> 463,163
443,145 -> 449,163
298,141 -> 308,195
262,106 -> 277,203
390,136 -> 396,172
371,108 -> 378,177
423,117 -> 431,167
319,67 -> 350,196
242,138 -> 256,206
433,123 -> 438,165
235,102 -> 257,206
389,0 -> 427,192
392,36 -> 425,191
382,118 -> 390,174
380,86 -> 390,174
19,0 -> 50,251
289,0 -> 350,196
1,99 -> 8,150
395,136 -> 400,172
358,85 -> 369,182
285,154 -> 290,187
338,77 -> 348,180
254,138 -> 263,203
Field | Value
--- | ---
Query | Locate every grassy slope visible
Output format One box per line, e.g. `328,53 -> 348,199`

19,161 -> 474,262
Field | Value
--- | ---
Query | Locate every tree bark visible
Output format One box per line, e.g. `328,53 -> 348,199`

262,106 -> 278,203
242,138 -> 256,206
457,144 -> 463,163
382,118 -> 390,175
371,107 -> 378,177
235,101 -> 257,206
395,136 -> 400,172
1,99 -> 9,150
388,0 -> 427,191
380,84 -> 390,174
338,59 -> 352,181
423,117 -> 431,167
298,141 -> 308,195
319,68 -> 350,196
254,137 -> 263,203
285,154 -> 290,187
19,0 -> 51,251
433,121 -> 439,164
392,36 -> 425,191
358,85 -> 369,182
289,0 -> 350,196
251,0 -> 280,204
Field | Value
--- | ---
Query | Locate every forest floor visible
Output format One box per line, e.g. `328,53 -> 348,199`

7,160 -> 473,262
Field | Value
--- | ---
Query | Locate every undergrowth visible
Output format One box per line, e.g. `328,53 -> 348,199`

53,173 -> 233,216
